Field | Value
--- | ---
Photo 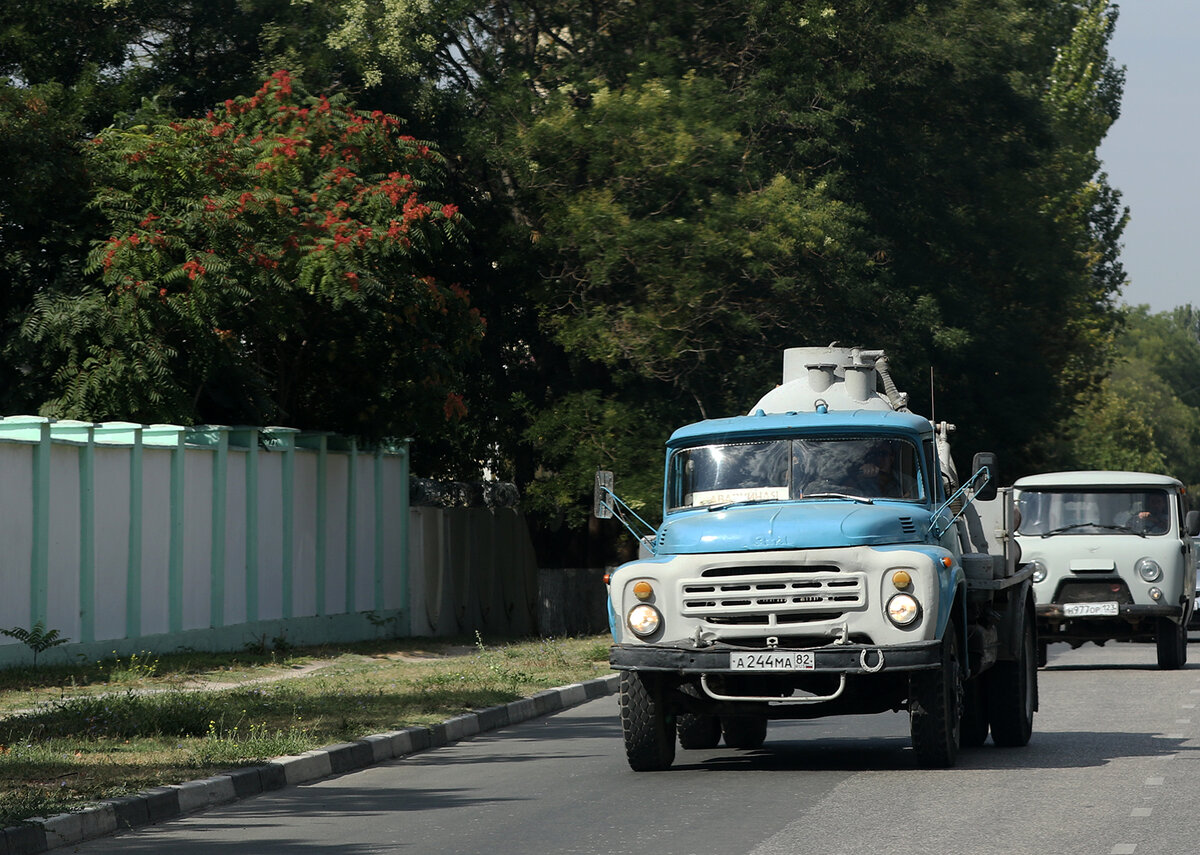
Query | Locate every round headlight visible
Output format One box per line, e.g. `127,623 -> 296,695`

1029,559 -> 1048,584
886,593 -> 920,626
1137,558 -> 1163,583
627,604 -> 662,637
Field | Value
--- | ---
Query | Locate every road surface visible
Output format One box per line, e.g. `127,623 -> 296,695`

70,639 -> 1200,854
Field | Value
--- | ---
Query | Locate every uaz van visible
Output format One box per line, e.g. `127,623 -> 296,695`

1015,471 -> 1199,669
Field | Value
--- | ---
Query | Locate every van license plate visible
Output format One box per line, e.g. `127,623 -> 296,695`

729,651 -> 815,671
1063,601 -> 1119,617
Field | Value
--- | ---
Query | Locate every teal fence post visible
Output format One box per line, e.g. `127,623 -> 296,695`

211,427 -> 229,628
231,428 -> 260,623
93,422 -> 146,639
263,428 -> 298,618
298,433 -> 329,616
400,438 -> 410,621
345,437 -> 357,613
0,417 -> 54,629
374,448 -> 385,610
145,425 -> 187,633
49,420 -> 97,643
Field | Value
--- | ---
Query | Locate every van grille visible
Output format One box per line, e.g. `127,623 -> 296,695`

681,567 -> 866,626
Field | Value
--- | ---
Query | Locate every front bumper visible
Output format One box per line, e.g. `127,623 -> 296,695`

610,639 -> 943,675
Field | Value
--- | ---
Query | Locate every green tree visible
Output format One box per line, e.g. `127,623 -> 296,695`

24,71 -> 482,444
404,0 -> 1130,518
1065,305 -> 1200,489
0,81 -> 102,414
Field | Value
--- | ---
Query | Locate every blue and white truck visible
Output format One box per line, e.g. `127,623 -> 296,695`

596,346 -> 1036,769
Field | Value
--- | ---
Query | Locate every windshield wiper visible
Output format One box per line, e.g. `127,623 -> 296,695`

704,498 -> 788,512
801,492 -> 875,505
1041,522 -> 1145,538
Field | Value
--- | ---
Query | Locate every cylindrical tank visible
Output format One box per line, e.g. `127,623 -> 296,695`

752,346 -> 893,414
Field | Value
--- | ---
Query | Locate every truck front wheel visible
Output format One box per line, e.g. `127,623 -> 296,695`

909,621 -> 962,768
620,671 -> 677,771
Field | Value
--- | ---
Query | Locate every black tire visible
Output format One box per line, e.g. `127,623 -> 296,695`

676,684 -> 722,749
619,670 -> 676,771
720,715 -> 768,749
960,675 -> 989,748
1037,641 -> 1048,669
987,613 -> 1036,747
909,621 -> 962,768
1156,617 -> 1187,670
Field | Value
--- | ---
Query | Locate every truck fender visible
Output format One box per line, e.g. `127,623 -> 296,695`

996,576 -> 1035,662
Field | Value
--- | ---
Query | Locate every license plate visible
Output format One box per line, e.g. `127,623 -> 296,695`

1063,601 -> 1119,617
729,651 -> 815,671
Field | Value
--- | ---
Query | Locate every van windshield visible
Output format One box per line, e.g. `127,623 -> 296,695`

666,437 -> 924,511
1016,489 -> 1173,537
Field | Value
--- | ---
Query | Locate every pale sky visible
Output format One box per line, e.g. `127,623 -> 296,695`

1098,1 -> 1200,314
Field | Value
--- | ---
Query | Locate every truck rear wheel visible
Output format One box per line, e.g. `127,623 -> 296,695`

1156,617 -> 1187,670
721,715 -> 768,750
909,621 -> 962,768
619,670 -> 676,771
677,684 -> 722,750
986,615 -> 1036,747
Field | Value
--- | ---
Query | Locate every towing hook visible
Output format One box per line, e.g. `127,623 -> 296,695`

859,648 -> 885,673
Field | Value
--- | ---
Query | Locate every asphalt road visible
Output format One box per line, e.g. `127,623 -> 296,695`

70,639 -> 1200,855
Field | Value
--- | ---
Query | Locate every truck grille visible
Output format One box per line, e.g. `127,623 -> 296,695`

681,566 -> 866,626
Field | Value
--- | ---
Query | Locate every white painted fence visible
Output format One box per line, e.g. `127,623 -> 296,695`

0,416 -> 540,667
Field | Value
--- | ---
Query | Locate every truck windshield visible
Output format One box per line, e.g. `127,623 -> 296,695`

1015,489 -> 1173,537
667,437 -> 924,511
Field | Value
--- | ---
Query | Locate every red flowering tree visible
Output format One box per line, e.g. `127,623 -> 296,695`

31,71 -> 482,439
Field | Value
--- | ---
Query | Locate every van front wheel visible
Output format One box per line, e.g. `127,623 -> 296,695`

1157,618 -> 1187,670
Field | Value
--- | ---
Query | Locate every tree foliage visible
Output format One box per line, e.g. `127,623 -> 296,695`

0,0 -> 1141,556
1065,305 -> 1200,493
24,71 -> 482,440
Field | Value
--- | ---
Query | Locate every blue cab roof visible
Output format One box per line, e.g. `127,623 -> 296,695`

666,409 -> 934,448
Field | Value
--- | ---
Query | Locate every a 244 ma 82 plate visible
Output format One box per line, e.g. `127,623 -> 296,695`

729,651 -> 816,671
1063,601 -> 1119,617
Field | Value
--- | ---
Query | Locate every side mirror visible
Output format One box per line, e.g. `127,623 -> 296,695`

594,470 -> 614,519
971,452 -> 998,502
1186,509 -> 1200,538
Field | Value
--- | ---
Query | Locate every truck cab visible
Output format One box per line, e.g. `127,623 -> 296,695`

1015,470 -> 1200,669
600,346 -> 1036,771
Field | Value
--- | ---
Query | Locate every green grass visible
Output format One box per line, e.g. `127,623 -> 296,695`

0,634 -> 613,827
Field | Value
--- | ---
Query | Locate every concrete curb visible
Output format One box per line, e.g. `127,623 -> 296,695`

1,673 -> 620,855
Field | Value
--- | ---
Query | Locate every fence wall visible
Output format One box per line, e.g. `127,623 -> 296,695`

0,416 -> 543,667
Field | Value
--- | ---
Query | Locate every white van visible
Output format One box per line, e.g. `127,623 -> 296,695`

1014,471 -> 1200,669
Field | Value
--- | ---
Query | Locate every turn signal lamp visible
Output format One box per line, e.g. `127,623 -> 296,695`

891,570 -> 912,589
940,556 -> 953,568
632,580 -> 654,600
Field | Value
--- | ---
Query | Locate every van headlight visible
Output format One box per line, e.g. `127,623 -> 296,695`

1029,559 -> 1048,584
627,604 -> 663,637
886,594 -> 920,626
1136,558 -> 1163,583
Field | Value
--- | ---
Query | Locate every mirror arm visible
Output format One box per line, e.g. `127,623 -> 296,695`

596,486 -> 659,553
928,465 -> 992,538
